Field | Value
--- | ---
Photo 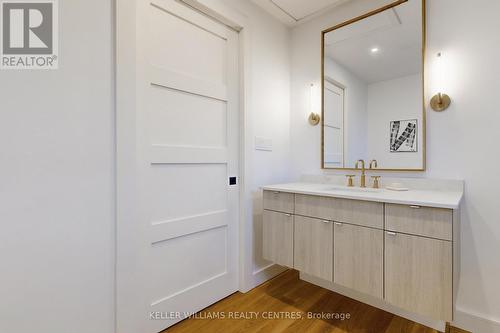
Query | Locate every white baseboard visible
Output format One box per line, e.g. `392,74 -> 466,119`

453,307 -> 500,333
239,264 -> 287,293
252,264 -> 287,287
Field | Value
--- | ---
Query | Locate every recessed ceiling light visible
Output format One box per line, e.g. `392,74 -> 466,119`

371,47 -> 380,54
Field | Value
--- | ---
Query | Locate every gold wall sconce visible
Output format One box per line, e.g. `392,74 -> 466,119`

308,83 -> 321,126
430,52 -> 451,112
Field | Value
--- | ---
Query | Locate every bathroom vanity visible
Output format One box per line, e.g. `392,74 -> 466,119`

262,180 -> 463,323
262,0 -> 463,327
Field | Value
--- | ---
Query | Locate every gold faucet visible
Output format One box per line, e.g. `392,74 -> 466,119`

345,175 -> 355,187
371,176 -> 381,189
369,159 -> 378,169
355,159 -> 366,188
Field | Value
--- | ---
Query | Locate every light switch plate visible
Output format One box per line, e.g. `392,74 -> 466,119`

255,137 -> 272,151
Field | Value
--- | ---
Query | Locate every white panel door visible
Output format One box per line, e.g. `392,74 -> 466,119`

117,1 -> 239,332
323,80 -> 344,167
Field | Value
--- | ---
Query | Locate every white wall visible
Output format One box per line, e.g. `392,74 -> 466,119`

425,1 -> 500,331
366,74 -> 423,169
0,0 -> 291,331
324,56 -> 368,167
217,0 -> 293,291
2,0 -> 498,332
0,1 -> 115,333
290,0 -> 500,331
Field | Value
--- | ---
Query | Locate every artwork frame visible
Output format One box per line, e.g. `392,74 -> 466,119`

390,119 -> 418,153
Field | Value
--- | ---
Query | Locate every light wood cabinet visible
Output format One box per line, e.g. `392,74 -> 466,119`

293,215 -> 333,281
294,195 -> 383,229
262,210 -> 294,267
385,231 -> 453,321
263,190 -> 294,214
385,203 -> 452,240
332,198 -> 384,229
262,190 -> 458,322
294,194 -> 334,220
334,223 -> 383,298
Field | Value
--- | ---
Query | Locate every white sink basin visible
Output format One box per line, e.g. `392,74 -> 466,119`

326,186 -> 383,193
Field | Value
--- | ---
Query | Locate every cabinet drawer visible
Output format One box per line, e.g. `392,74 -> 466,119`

332,199 -> 384,229
385,204 -> 452,240
295,194 -> 383,229
294,194 -> 334,220
263,190 -> 294,214
263,210 -> 294,267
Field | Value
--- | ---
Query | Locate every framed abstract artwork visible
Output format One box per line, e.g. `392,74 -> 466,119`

390,119 -> 418,152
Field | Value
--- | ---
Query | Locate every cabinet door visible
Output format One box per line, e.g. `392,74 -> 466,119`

294,215 -> 333,280
262,210 -> 294,267
385,232 -> 452,321
334,223 -> 383,298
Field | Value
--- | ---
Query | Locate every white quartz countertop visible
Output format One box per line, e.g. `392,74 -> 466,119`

262,182 -> 463,209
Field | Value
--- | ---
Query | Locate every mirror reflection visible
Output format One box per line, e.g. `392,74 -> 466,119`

322,0 -> 424,170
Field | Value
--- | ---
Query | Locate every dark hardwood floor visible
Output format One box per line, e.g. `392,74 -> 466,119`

163,270 -> 470,333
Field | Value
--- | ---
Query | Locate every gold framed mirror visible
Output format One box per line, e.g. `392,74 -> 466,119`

321,0 -> 426,171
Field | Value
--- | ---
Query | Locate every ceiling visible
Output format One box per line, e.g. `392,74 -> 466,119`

324,0 -> 422,84
252,0 -> 351,26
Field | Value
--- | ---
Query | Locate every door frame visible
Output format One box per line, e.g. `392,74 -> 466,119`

115,0 -> 252,332
323,77 -> 345,168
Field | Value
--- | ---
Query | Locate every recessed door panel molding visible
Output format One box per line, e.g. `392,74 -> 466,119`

148,85 -> 227,148
148,66 -> 228,102
149,163 -> 228,234
150,209 -> 228,244
148,0 -> 228,85
149,146 -> 228,164
150,226 -> 228,302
